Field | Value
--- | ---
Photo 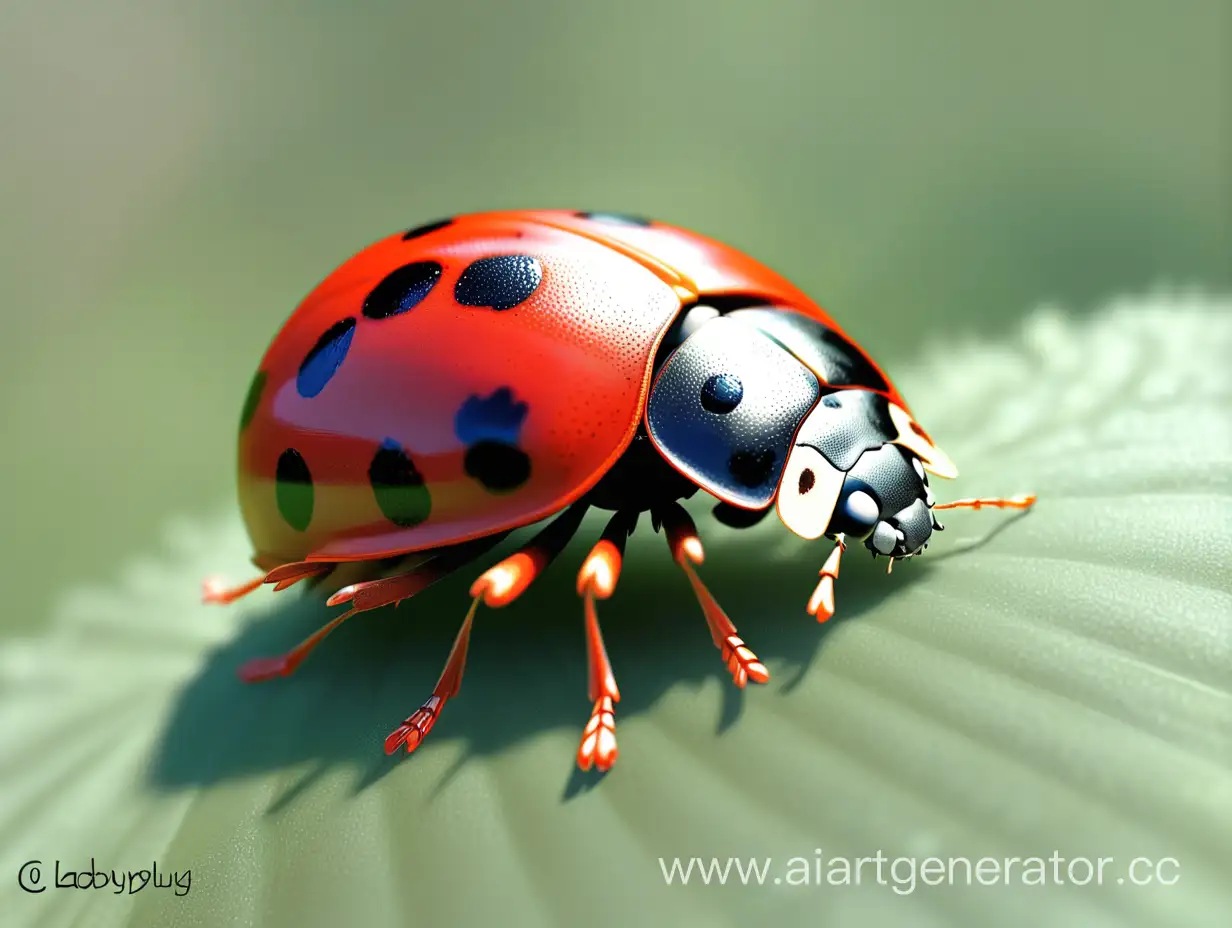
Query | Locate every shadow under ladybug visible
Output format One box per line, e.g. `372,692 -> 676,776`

151,507 -> 947,809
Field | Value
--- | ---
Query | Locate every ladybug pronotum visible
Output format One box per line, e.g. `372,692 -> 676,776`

205,209 -> 1035,772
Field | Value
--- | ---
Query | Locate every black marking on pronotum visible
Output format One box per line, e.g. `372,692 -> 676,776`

297,318 -> 357,398
362,261 -> 442,319
455,255 -> 543,310
727,449 -> 776,489
275,449 -> 314,531
700,373 -> 743,414
368,439 -> 431,528
725,307 -> 892,394
402,218 -> 453,240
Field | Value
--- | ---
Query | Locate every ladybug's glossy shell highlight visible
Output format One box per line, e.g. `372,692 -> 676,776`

237,210 -> 913,568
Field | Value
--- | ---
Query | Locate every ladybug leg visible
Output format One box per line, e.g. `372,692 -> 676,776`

384,594 -> 480,754
466,501 -> 589,607
933,494 -> 1037,512
574,511 -> 636,773
237,539 -> 502,683
806,534 -> 847,622
656,502 -> 770,689
201,574 -> 266,605
384,504 -> 589,756
202,561 -> 332,604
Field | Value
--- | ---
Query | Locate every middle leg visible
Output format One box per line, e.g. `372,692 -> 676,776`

656,502 -> 770,688
573,510 -> 637,773
384,502 -> 590,755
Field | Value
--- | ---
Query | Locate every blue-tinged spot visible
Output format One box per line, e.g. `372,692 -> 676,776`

455,386 -> 529,446
363,261 -> 442,319
297,317 -> 356,398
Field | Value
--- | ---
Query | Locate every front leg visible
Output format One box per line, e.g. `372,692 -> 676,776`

806,534 -> 846,621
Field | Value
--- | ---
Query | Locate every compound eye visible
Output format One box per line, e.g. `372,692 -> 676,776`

824,481 -> 882,539
842,488 -> 880,534
776,444 -> 844,540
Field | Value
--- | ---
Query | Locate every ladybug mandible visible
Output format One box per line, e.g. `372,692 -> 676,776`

205,209 -> 1035,772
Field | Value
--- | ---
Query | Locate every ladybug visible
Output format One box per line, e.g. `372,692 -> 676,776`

205,209 -> 1035,772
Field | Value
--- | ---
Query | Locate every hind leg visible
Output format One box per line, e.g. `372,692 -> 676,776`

202,560 -> 333,604
384,503 -> 590,754
573,510 -> 635,773
236,538 -> 505,682
201,574 -> 266,604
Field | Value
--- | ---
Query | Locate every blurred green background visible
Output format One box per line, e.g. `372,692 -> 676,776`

1,0 -> 1228,634
2,4 -> 1230,927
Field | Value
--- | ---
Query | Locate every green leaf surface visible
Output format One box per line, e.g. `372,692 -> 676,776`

2,292 -> 1229,928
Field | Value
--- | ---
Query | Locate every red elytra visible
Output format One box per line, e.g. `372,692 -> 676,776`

206,209 -> 1034,774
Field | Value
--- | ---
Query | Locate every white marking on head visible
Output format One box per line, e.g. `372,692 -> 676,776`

776,444 -> 845,540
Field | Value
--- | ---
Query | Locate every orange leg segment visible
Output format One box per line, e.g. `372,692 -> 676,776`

807,534 -> 846,622
469,501 -> 589,607
236,536 -> 505,683
574,511 -> 632,773
384,594 -> 481,754
202,561 -> 332,605
202,574 -> 266,605
383,504 -> 590,756
657,502 -> 769,688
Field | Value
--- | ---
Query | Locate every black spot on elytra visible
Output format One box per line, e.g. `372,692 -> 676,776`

297,318 -> 356,398
362,261 -> 442,319
240,370 -> 266,431
727,449 -> 776,489
464,442 -> 531,493
700,373 -> 743,414
401,218 -> 453,240
455,255 -> 542,311
275,449 -> 314,531
368,439 -> 431,528
575,211 -> 653,227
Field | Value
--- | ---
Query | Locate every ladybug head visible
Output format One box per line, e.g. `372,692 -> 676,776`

775,391 -> 940,558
